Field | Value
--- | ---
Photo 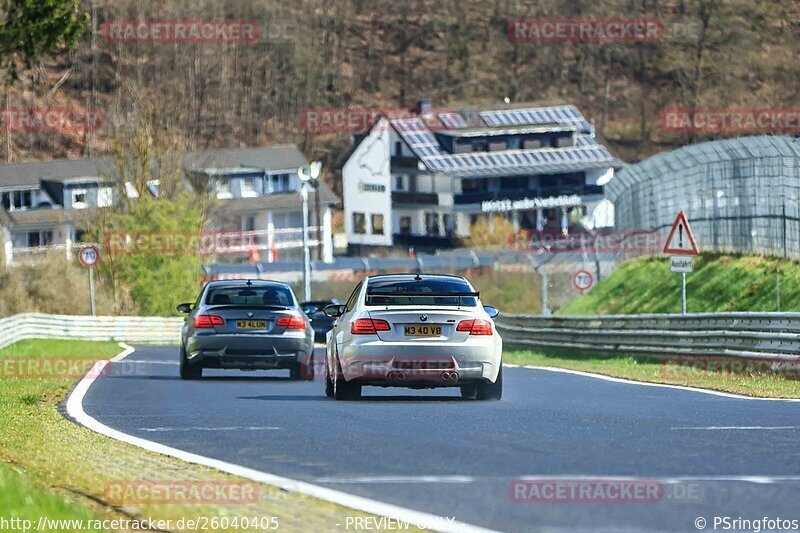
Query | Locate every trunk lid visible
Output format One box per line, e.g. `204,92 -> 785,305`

204,305 -> 300,334
366,308 -> 477,342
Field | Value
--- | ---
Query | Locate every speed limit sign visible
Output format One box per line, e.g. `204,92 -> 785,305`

573,269 -> 594,292
78,245 -> 100,268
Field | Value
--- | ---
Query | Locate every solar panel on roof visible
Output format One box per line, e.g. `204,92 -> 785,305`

480,105 -> 592,133
438,112 -> 468,129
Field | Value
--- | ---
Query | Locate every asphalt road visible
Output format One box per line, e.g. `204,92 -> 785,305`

83,345 -> 800,532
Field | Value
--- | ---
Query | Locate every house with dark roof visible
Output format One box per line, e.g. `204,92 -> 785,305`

340,100 -> 621,252
0,145 -> 338,265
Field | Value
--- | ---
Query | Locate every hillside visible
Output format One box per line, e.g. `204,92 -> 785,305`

2,0 -> 799,194
559,254 -> 800,315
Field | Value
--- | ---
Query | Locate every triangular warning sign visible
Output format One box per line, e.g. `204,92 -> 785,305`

663,210 -> 699,255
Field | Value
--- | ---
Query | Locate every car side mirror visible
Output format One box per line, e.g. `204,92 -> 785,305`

483,305 -> 499,318
323,304 -> 346,318
177,303 -> 193,314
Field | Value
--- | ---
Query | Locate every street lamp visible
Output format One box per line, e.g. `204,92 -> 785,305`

298,161 -> 321,301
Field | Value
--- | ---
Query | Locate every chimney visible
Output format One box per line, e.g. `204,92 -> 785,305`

416,98 -> 433,114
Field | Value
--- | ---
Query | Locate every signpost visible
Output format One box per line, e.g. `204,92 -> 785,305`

663,211 -> 699,314
573,269 -> 594,293
78,245 -> 100,316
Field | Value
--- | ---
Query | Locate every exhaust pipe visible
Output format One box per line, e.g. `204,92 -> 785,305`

441,371 -> 458,381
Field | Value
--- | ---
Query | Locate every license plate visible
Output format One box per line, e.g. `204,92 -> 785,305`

403,325 -> 442,337
236,320 -> 266,330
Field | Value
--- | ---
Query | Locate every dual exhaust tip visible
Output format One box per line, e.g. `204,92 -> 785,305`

386,371 -> 459,381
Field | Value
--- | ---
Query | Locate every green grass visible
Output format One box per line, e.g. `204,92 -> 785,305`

0,340 -> 120,530
524,253 -> 800,398
0,463 -> 99,528
505,349 -> 800,399
559,253 -> 800,315
0,339 -> 408,532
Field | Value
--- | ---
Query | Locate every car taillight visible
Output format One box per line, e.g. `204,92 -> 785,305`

351,318 -> 391,335
456,319 -> 492,335
194,315 -> 224,328
277,315 -> 306,330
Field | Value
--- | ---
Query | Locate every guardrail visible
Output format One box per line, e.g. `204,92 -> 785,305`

0,313 -> 183,351
496,312 -> 800,362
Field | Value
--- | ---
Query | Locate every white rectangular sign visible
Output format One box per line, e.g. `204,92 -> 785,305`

670,256 -> 693,273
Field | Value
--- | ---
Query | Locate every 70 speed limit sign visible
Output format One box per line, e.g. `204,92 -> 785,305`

572,269 -> 594,292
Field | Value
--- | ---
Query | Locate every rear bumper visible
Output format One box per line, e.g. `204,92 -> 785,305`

338,337 -> 502,386
186,333 -> 313,369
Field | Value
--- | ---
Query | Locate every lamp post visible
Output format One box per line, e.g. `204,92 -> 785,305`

298,161 -> 322,301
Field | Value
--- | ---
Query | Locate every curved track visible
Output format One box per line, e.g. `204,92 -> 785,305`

81,346 -> 800,532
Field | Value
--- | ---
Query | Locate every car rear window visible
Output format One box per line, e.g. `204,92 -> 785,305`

205,285 -> 295,307
365,278 -> 477,307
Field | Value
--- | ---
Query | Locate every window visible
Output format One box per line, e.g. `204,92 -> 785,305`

352,212 -> 366,234
523,138 -> 542,149
345,282 -> 362,312
241,178 -> 257,197
97,187 -> 113,207
72,189 -> 88,208
443,214 -> 453,236
399,216 -> 411,235
394,141 -> 403,156
507,137 -> 522,150
204,284 -> 295,307
269,174 -> 290,193
393,175 -> 406,191
365,277 -> 477,307
371,214 -> 384,235
425,212 -> 440,235
2,190 -> 33,211
216,180 -> 232,199
244,216 -> 256,232
27,230 -> 53,248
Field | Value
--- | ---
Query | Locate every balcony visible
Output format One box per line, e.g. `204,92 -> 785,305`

455,185 -> 604,205
391,191 -> 439,205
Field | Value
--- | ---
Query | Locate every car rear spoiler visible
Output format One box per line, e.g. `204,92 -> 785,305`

205,304 -> 291,310
365,291 -> 479,297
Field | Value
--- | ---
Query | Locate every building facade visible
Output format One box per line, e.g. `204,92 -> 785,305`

341,102 -> 620,252
0,146 -> 337,265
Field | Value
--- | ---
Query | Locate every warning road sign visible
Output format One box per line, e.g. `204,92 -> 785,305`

663,211 -> 699,256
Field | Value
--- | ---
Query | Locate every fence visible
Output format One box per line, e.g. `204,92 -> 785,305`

496,312 -> 800,362
0,313 -> 183,351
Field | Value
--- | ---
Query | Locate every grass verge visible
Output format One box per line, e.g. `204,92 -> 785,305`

504,348 -> 800,399
0,339 -> 413,532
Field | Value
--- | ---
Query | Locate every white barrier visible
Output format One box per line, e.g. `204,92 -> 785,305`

0,313 -> 183,351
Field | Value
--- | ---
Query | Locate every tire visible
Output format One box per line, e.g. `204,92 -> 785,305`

475,365 -> 503,401
459,383 -> 478,400
179,345 -> 202,380
290,354 -> 315,381
332,355 -> 361,401
324,356 -> 334,397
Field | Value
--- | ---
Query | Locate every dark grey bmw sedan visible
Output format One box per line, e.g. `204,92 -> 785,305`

177,280 -> 315,380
